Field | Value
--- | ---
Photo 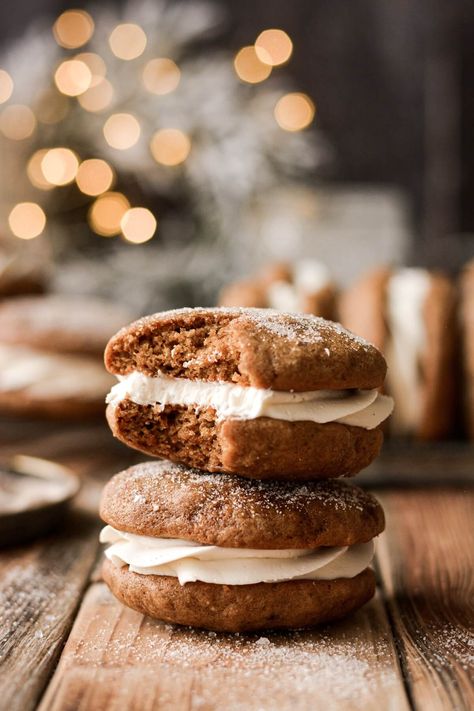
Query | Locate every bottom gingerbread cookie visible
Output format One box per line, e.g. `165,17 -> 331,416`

102,560 -> 375,633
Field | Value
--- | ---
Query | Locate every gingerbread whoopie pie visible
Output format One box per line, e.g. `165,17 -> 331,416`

339,267 -> 457,440
0,295 -> 132,419
105,307 -> 393,479
460,260 -> 474,439
100,461 -> 384,632
0,245 -> 45,297
219,260 -> 338,320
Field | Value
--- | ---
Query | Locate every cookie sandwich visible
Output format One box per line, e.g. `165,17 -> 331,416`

100,461 -> 385,632
219,260 -> 337,320
339,267 -> 456,439
0,295 -> 132,419
0,245 -> 45,297
460,260 -> 474,439
105,308 -> 394,479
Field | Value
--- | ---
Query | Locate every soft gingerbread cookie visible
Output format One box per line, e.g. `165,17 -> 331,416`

0,295 -> 132,356
460,261 -> 474,439
105,307 -> 389,478
100,461 -> 385,548
103,561 -> 376,632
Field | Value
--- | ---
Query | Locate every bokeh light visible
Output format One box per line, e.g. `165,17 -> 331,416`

76,158 -> 114,196
109,24 -> 147,60
74,52 -> 106,87
142,58 -> 181,95
78,78 -> 113,112
121,207 -> 157,243
88,191 -> 130,236
150,128 -> 191,166
255,29 -> 293,66
274,92 -> 315,131
8,202 -> 46,239
0,104 -> 36,140
0,70 -> 13,104
27,149 -> 54,190
233,46 -> 272,84
53,10 -> 94,49
41,148 -> 79,186
103,113 -> 140,150
36,89 -> 69,124
54,60 -> 92,96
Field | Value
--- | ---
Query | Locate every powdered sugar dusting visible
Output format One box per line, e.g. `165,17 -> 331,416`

72,588 -> 403,711
123,461 -> 376,516
123,307 -> 374,351
411,620 -> 474,672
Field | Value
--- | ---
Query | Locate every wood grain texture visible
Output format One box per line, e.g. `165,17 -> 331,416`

0,513 -> 99,711
360,442 -> 474,486
376,489 -> 474,711
0,423 -> 137,711
40,583 -> 410,711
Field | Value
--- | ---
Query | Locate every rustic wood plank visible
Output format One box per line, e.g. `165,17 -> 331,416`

376,489 -> 474,711
0,425 -> 135,711
40,582 -> 410,711
359,442 -> 474,486
0,512 -> 100,711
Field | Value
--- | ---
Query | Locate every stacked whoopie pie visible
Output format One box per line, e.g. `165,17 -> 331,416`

219,260 -> 338,320
0,295 -> 131,419
100,308 -> 393,632
339,267 -> 457,440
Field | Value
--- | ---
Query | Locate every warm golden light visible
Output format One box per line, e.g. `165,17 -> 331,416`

36,89 -> 69,124
150,128 -> 191,166
78,78 -> 113,112
109,23 -> 147,60
41,148 -> 79,186
8,202 -> 46,240
74,52 -> 106,87
27,150 -> 54,190
103,113 -> 140,149
255,29 -> 293,66
274,92 -> 315,131
0,70 -> 13,104
121,207 -> 157,243
88,192 -> 130,236
53,10 -> 94,49
233,46 -> 271,84
0,104 -> 36,140
54,60 -> 92,96
142,58 -> 181,95
76,158 -> 114,196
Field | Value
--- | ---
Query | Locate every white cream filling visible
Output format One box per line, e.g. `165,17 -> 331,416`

267,281 -> 301,312
0,343 -> 114,399
100,525 -> 375,586
106,372 -> 393,430
385,269 -> 430,434
267,260 -> 331,312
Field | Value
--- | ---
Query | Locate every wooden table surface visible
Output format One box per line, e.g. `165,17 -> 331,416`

0,420 -> 472,711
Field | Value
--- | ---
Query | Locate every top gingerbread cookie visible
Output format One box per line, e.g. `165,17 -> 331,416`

0,295 -> 133,356
105,307 -> 386,391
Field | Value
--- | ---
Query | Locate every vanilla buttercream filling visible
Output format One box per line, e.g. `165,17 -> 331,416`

100,525 -> 375,586
267,261 -> 331,312
385,269 -> 430,434
106,372 -> 393,429
0,343 -> 114,399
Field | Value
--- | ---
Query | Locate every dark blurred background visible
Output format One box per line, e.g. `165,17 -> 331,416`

1,0 -> 473,269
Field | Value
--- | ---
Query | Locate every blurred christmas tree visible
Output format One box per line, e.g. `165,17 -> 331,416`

0,1 -> 327,311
